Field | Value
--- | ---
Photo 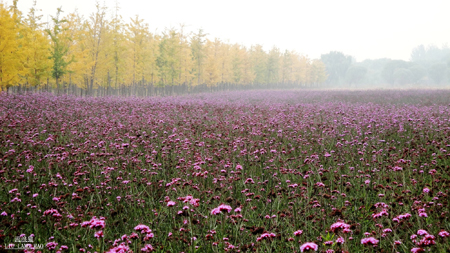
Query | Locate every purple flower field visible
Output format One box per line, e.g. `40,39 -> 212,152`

1,90 -> 449,253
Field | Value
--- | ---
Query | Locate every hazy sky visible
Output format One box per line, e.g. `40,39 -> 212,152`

9,0 -> 450,61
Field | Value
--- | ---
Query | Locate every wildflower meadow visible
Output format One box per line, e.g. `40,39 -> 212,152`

1,90 -> 449,252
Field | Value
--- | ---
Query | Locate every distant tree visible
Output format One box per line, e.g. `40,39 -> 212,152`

266,46 -> 281,85
393,68 -> 412,85
310,59 -> 328,86
250,44 -> 268,85
411,44 -> 450,63
408,64 -> 426,84
345,66 -> 367,86
428,63 -> 447,84
203,39 -> 220,87
381,60 -> 409,85
320,51 -> 352,85
190,29 -> 207,86
157,28 -> 181,88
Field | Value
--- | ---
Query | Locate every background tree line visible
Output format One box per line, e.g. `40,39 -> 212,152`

321,46 -> 450,88
0,1 -> 328,96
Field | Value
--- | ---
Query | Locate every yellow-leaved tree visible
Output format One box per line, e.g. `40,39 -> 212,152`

21,1 -> 51,90
203,39 -> 220,87
0,2 -> 22,92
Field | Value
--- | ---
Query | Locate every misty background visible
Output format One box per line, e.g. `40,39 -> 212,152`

1,0 -> 450,96
321,45 -> 450,88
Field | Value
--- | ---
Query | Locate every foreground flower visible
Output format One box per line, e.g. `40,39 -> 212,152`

361,237 -> 379,246
211,204 -> 232,215
94,230 -> 104,238
300,242 -> 318,252
141,244 -> 154,252
106,243 -> 130,253
417,229 -> 428,236
81,216 -> 106,229
330,222 -> 350,233
438,230 -> 450,238
256,233 -> 276,241
46,242 -> 58,251
294,230 -> 303,236
135,224 -> 152,234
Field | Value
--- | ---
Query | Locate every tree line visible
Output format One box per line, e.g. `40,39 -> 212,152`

0,1 -> 328,96
321,46 -> 450,88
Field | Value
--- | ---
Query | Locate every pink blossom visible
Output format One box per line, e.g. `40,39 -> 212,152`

141,244 -> 154,252
438,230 -> 450,238
299,242 -> 318,252
417,229 -> 428,236
46,242 -> 58,251
94,230 -> 104,238
330,222 -> 350,233
106,243 -> 130,253
256,233 -> 276,241
361,237 -> 379,246
134,224 -> 152,234
294,230 -> 303,236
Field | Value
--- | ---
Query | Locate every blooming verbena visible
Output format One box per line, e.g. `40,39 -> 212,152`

106,243 -> 130,253
294,230 -> 303,236
330,222 -> 350,233
361,237 -> 379,246
46,242 -> 58,250
417,229 -> 428,236
256,233 -> 276,241
134,224 -> 152,234
95,230 -> 104,238
211,204 -> 232,215
141,244 -> 154,252
438,230 -> 450,238
299,242 -> 318,252
374,202 -> 389,208
413,230 -> 436,247
167,201 -> 176,207
244,178 -> 255,184
417,208 -> 428,218
81,216 -> 106,229
393,213 -> 412,222
177,195 -> 200,207
315,182 -> 325,187
410,248 -> 425,253
336,237 -> 345,244
372,209 -> 389,219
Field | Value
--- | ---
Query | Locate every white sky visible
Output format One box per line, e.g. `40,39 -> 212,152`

8,0 -> 450,61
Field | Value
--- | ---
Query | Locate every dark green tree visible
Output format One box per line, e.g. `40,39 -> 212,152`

45,7 -> 73,93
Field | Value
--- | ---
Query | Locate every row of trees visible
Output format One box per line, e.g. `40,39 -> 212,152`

0,1 -> 328,96
320,46 -> 450,87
